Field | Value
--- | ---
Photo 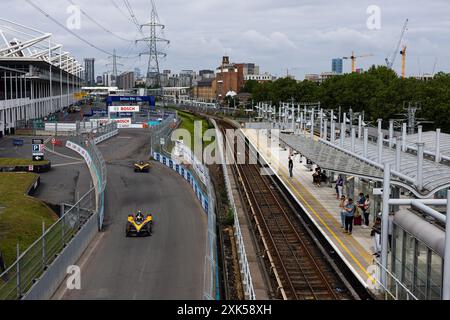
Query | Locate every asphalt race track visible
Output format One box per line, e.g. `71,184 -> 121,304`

59,129 -> 207,300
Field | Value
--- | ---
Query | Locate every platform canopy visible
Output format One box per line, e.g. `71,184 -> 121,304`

278,131 -> 450,198
406,131 -> 450,162
279,132 -> 384,179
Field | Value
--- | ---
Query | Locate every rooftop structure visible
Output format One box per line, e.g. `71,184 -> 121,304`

0,19 -> 83,136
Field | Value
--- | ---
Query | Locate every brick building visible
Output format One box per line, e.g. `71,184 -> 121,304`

193,78 -> 217,102
215,56 -> 242,100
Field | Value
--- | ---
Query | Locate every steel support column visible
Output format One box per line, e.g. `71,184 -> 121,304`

443,190 -> 450,300
381,163 -> 391,288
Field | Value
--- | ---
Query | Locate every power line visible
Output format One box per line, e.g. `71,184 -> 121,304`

109,0 -> 136,24
66,0 -> 134,42
25,0 -> 114,56
24,0 -> 140,59
122,0 -> 144,34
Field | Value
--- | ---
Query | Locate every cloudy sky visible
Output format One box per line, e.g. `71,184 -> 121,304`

2,0 -> 450,79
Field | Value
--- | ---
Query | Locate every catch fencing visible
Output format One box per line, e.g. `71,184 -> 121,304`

152,151 -> 219,300
149,112 -> 177,156
0,188 -> 96,300
0,122 -> 114,300
149,113 -> 219,300
66,123 -> 112,230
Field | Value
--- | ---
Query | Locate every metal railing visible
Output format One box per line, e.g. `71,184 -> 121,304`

213,119 -> 256,300
0,120 -> 113,300
149,112 -> 177,156
149,114 -> 219,300
373,259 -> 418,300
0,188 -> 95,300
68,122 -> 111,230
203,166 -> 219,300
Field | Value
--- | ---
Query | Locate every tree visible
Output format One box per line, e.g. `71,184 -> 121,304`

241,66 -> 450,132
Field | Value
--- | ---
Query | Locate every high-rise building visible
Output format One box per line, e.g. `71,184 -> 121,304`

84,58 -> 95,86
117,71 -> 135,90
102,72 -> 113,87
332,58 -> 343,74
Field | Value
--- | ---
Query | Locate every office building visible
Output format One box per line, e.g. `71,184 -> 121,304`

332,58 -> 343,74
84,58 -> 95,86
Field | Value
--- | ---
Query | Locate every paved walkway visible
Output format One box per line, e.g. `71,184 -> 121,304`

242,128 -> 376,288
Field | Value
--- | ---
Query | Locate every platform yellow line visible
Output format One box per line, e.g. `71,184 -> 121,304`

281,173 -> 372,279
290,177 -> 372,261
245,131 -> 374,283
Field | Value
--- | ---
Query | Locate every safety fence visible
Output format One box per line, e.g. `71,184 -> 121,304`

212,119 -> 256,300
149,110 -> 219,300
149,112 -> 177,155
0,122 -> 113,300
66,126 -> 109,230
152,150 -> 219,300
0,188 -> 95,300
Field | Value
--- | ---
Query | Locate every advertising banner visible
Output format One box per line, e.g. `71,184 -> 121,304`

111,118 -> 132,129
108,105 -> 140,113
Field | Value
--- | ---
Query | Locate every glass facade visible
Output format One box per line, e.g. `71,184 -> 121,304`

391,224 -> 443,299
332,58 -> 343,74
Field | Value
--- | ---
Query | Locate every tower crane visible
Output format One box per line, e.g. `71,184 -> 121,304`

385,19 -> 408,71
400,45 -> 407,78
343,51 -> 373,73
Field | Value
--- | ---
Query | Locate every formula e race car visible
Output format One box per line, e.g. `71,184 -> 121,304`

126,211 -> 153,237
134,161 -> 151,173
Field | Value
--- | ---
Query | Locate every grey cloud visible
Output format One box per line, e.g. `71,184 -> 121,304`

1,0 -> 448,78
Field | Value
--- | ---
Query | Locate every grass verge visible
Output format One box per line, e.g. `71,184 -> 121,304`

0,173 -> 57,266
0,158 -> 50,167
175,110 -> 215,152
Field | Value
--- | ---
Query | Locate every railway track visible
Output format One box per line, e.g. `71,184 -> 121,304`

217,119 -> 355,300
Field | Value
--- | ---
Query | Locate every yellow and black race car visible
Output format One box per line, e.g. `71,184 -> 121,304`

134,160 -> 151,173
126,211 -> 153,237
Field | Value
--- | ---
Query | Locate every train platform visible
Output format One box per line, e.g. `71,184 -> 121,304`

241,128 -> 376,289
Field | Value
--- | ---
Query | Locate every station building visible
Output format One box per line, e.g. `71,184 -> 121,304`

0,20 -> 83,137
248,103 -> 450,299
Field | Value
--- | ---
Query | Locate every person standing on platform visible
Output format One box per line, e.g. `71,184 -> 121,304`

344,198 -> 356,235
362,194 -> 371,228
336,175 -> 344,199
355,193 -> 365,227
371,217 -> 382,257
315,166 -> 322,187
288,156 -> 294,178
339,195 -> 347,228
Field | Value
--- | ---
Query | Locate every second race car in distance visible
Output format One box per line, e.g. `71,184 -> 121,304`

134,160 -> 151,173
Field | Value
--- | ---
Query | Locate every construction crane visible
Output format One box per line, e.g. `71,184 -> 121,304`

385,19 -> 409,70
343,51 -> 373,73
400,45 -> 407,78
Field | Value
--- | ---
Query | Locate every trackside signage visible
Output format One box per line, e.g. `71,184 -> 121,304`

108,105 -> 140,113
66,141 -> 93,167
112,118 -> 132,128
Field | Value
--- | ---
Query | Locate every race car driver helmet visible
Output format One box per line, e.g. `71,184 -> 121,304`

136,210 -> 144,222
